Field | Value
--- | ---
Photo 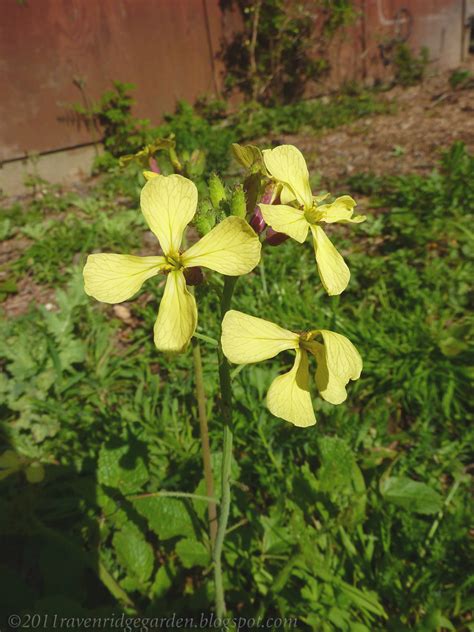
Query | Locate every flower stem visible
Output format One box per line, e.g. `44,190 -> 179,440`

127,490 -> 218,503
194,331 -> 219,346
213,275 -> 237,617
192,338 -> 218,548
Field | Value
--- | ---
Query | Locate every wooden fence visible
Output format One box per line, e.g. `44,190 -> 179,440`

0,0 -> 468,163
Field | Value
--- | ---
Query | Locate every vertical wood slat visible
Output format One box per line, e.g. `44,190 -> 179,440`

0,0 -> 235,161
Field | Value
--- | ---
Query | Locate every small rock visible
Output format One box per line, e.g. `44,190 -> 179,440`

113,304 -> 133,324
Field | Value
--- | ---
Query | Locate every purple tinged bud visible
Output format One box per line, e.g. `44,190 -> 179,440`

261,187 -> 274,204
149,157 -> 160,173
265,227 -> 289,246
184,266 -> 204,286
250,207 -> 266,234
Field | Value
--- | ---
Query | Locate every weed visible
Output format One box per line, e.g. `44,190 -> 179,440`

392,43 -> 429,87
449,68 -> 473,90
63,82 -> 391,178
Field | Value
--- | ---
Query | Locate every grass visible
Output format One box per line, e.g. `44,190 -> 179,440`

88,88 -> 394,176
0,142 -> 472,630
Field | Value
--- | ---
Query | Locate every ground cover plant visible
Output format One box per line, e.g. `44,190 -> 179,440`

65,80 -> 393,177
0,111 -> 472,632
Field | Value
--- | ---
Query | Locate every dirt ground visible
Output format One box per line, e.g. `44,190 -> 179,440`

284,71 -> 474,186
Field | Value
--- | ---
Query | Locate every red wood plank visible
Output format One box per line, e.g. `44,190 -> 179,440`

0,0 -> 223,161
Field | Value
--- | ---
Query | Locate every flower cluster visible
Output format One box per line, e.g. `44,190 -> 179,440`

84,174 -> 261,352
83,144 -> 365,427
258,144 -> 365,296
221,311 -> 362,427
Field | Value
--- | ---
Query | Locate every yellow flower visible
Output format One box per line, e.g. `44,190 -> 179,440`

259,145 -> 366,295
221,310 -> 362,427
84,174 -> 261,353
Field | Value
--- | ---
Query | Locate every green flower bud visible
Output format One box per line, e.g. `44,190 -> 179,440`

194,200 -> 216,236
230,185 -> 247,218
231,143 -> 265,173
209,173 -> 227,209
186,149 -> 206,178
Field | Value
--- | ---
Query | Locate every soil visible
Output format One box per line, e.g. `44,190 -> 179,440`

2,69 -> 472,318
282,71 -> 474,187
1,276 -> 57,319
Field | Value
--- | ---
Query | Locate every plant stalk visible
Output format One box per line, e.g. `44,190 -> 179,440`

213,276 -> 237,617
192,339 -> 218,547
127,490 -> 218,503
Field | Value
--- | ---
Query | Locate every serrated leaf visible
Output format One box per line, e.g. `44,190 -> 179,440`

150,562 -> 175,599
380,476 -> 442,514
132,497 -> 196,541
261,512 -> 292,555
175,538 -> 210,569
113,522 -> 154,584
96,489 -> 129,528
98,441 -> 149,494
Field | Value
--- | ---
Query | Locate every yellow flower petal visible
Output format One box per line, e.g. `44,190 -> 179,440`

83,254 -> 166,304
140,174 -> 197,256
310,225 -> 350,296
313,192 -> 330,204
221,310 -> 299,364
310,331 -> 362,405
280,184 -> 296,205
154,270 -> 197,353
182,216 -> 261,275
143,170 -> 160,181
267,349 -> 316,427
262,145 -> 313,210
259,203 -> 309,243
315,195 -> 366,224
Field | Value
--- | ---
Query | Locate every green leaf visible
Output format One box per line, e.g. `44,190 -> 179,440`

113,522 -> 154,584
150,562 -> 175,599
380,477 -> 442,514
175,538 -> 210,569
96,489 -> 129,529
338,582 -> 387,618
0,450 -> 21,469
25,462 -> 45,483
231,143 -> 264,172
98,441 -> 149,494
133,497 -> 196,541
328,606 -> 348,628
0,278 -> 17,299
318,436 -> 355,493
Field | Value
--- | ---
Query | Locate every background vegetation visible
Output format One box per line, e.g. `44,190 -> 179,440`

1,102 -> 472,630
0,3 -> 472,624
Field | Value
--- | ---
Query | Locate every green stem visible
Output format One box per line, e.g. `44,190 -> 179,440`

194,331 -> 219,346
213,276 -> 237,617
259,258 -> 268,297
98,560 -> 136,608
192,339 -> 218,547
128,491 -> 218,503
